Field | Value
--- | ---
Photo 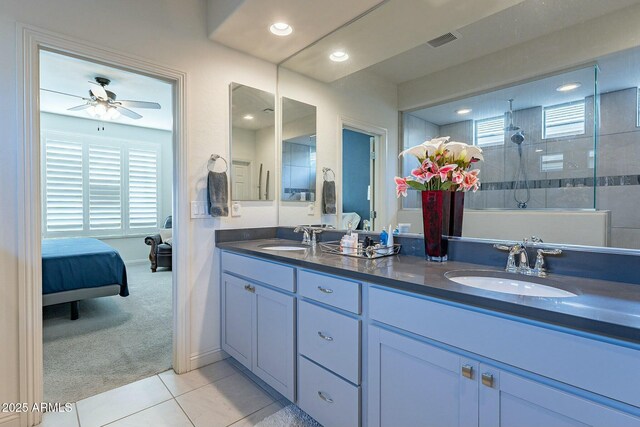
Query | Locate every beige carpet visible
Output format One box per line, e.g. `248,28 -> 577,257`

43,263 -> 172,403
255,405 -> 321,427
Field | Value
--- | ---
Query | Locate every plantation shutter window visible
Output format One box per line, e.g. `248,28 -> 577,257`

44,140 -> 84,233
475,116 -> 505,146
128,149 -> 159,230
42,132 -> 162,238
543,101 -> 585,139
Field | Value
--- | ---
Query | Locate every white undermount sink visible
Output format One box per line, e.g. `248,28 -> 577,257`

260,244 -> 308,251
445,271 -> 577,298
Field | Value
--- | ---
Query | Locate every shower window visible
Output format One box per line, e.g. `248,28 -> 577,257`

474,116 -> 505,146
543,100 -> 585,139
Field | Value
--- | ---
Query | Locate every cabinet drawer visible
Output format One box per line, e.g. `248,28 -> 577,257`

298,356 -> 360,427
222,251 -> 294,292
299,301 -> 360,384
298,269 -> 360,313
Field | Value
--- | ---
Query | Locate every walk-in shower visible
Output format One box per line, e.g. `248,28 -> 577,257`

507,99 -> 530,208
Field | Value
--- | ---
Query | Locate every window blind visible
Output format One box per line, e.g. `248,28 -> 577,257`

543,101 -> 585,139
44,140 -> 84,232
128,148 -> 159,229
475,116 -> 505,146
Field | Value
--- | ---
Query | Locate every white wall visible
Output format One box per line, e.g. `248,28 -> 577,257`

277,67 -> 399,229
1,1 -> 279,422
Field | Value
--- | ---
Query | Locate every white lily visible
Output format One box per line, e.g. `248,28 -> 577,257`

459,145 -> 484,162
443,141 -> 467,158
398,143 -> 428,159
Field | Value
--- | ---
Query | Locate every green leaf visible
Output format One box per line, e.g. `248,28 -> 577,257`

441,181 -> 453,190
407,180 -> 426,191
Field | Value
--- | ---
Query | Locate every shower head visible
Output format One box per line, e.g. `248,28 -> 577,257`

505,99 -> 520,131
511,130 -> 525,145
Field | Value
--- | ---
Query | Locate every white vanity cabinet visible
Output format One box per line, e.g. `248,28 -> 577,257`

220,249 -> 640,427
221,255 -> 295,401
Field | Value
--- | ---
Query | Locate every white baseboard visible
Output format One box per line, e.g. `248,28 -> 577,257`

189,348 -> 229,370
0,413 -> 20,427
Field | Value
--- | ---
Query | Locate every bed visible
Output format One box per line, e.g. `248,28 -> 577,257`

42,238 -> 129,320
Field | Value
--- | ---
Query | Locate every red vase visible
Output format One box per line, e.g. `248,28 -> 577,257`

421,191 -> 464,261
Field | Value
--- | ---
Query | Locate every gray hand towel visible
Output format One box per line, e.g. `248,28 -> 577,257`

322,180 -> 336,214
208,171 -> 229,217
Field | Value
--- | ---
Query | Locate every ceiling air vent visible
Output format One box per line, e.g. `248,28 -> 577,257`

427,31 -> 461,48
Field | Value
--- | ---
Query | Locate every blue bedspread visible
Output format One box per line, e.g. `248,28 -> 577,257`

42,238 -> 129,297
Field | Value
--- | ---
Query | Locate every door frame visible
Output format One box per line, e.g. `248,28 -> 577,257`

17,24 -> 191,426
338,116 -> 388,230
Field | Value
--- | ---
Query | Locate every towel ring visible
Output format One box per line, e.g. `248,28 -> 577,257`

322,167 -> 335,181
208,154 -> 228,173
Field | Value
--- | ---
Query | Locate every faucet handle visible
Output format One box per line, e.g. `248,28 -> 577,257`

493,244 -> 513,251
532,248 -> 562,277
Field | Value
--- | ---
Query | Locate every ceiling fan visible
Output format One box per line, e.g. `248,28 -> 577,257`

41,76 -> 161,120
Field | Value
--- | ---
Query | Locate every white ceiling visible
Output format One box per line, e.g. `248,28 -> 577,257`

409,45 -> 640,126
283,97 -> 315,125
232,84 -> 276,130
40,50 -> 173,131
208,0 -> 384,64
367,0 -> 640,84
280,0 -> 526,82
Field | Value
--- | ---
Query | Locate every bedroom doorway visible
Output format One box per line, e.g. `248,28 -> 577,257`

39,50 -> 176,403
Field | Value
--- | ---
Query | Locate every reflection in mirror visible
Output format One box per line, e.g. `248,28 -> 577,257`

277,0 -> 640,250
281,98 -> 317,202
230,83 -> 275,201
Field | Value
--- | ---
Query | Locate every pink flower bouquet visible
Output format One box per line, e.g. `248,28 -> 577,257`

395,137 -> 482,196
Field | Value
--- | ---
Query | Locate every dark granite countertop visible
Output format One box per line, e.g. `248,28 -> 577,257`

218,238 -> 640,345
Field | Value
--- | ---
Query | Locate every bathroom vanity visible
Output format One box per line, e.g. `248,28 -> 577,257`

218,234 -> 640,427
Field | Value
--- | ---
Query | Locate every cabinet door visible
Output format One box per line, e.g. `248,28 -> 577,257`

253,284 -> 295,401
368,326 -> 479,427
479,365 -> 640,427
221,274 -> 253,369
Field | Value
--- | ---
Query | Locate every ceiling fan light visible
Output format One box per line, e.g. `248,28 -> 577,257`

86,105 -> 98,118
106,107 -> 121,120
94,103 -> 107,117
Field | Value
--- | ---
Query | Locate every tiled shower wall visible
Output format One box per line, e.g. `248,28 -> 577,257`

402,88 -> 640,248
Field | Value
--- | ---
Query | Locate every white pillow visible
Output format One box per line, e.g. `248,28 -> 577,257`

159,227 -> 172,242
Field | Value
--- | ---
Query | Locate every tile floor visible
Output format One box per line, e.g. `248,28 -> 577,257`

41,358 -> 289,427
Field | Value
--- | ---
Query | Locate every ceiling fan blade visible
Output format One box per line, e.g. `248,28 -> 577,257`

90,85 -> 108,101
67,104 -> 91,111
116,106 -> 143,120
41,88 -> 87,100
117,100 -> 161,110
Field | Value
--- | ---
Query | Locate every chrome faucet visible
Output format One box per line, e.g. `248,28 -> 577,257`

294,226 -> 323,246
294,226 -> 311,245
494,237 -> 562,277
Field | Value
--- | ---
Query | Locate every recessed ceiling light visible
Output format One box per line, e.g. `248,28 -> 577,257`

456,108 -> 472,115
556,82 -> 581,92
243,114 -> 254,120
269,22 -> 293,36
329,50 -> 349,62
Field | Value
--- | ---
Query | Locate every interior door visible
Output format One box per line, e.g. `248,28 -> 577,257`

232,160 -> 252,200
369,136 -> 376,230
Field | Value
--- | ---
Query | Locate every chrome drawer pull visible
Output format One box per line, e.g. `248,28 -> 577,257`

244,284 -> 255,293
317,331 -> 334,341
317,286 -> 334,294
317,391 -> 334,403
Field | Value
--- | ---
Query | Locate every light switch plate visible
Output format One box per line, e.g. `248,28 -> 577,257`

190,201 -> 209,219
231,202 -> 241,217
307,203 -> 315,216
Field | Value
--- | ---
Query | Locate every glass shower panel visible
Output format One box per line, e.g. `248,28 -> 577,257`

402,65 -> 598,210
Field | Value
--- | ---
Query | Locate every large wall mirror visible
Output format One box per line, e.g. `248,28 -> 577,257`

281,98 -> 317,202
230,83 -> 276,201
276,0 -> 640,251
